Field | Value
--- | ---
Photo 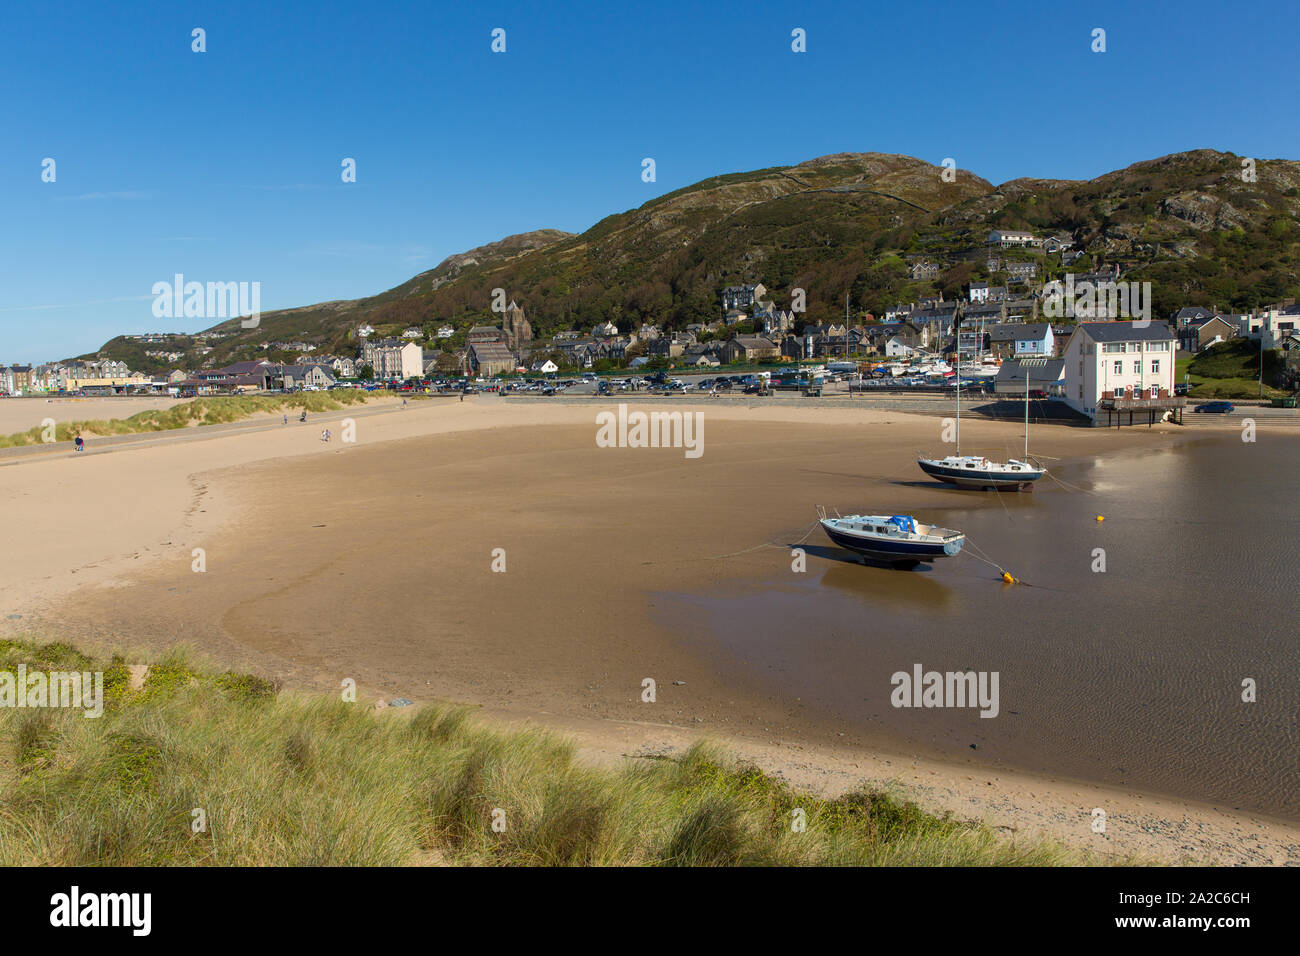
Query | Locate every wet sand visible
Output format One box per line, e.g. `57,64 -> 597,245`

3,396 -> 1297,864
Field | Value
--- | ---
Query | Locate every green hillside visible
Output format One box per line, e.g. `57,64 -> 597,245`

84,150 -> 1300,372
1177,338 -> 1288,398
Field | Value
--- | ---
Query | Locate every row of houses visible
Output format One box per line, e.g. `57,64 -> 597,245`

1173,303 -> 1300,351
429,306 -> 1284,377
0,359 -> 150,394
657,318 -> 1188,429
179,360 -> 340,395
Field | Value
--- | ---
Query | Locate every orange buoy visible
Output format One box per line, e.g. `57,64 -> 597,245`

1001,572 -> 1015,584
1095,515 -> 1105,522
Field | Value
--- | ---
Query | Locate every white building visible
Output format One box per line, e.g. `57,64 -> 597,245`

1239,305 -> 1300,348
325,356 -> 356,378
1061,322 -> 1178,425
968,282 -> 989,303
987,230 -> 1038,248
885,336 -> 919,358
370,341 -> 424,381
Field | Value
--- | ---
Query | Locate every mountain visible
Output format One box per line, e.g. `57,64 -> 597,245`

88,150 -> 1300,370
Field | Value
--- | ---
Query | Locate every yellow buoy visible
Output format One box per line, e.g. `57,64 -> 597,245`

1002,572 -> 1015,584
1095,515 -> 1105,522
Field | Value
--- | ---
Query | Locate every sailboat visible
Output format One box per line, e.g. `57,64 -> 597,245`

917,301 -> 1045,491
817,507 -> 965,568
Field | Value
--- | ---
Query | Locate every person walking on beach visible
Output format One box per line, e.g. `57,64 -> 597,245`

74,433 -> 84,453
283,414 -> 288,425
300,410 -> 307,422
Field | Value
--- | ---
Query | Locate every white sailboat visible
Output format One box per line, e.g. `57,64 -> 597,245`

917,301 -> 1045,491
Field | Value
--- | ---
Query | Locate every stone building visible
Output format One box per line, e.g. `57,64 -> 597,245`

503,301 -> 532,351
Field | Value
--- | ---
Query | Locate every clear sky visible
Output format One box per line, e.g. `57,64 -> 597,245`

3,0 -> 1297,363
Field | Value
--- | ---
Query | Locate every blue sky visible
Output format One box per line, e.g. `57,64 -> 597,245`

3,0 -> 1297,363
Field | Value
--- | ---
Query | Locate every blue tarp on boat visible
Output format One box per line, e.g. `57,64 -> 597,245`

887,515 -> 918,534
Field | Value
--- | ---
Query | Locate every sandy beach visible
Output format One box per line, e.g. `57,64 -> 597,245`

0,395 -> 180,434
3,394 -> 1296,865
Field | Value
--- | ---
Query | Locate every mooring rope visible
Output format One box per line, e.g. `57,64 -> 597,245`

1043,468 -> 1094,496
989,483 -> 1015,522
707,520 -> 821,560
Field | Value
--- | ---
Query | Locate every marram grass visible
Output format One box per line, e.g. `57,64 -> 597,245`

0,640 -> 1119,866
0,391 -> 398,448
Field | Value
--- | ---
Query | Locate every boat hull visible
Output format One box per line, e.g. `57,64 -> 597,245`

917,458 -> 1044,490
820,523 -> 962,564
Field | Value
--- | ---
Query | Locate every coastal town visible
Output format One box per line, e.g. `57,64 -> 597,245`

5,228 -> 1299,429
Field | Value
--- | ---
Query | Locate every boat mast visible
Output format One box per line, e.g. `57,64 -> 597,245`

1024,360 -> 1030,458
845,291 -> 850,363
954,301 -> 963,456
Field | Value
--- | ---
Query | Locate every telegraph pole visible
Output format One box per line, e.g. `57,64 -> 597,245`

1259,315 -> 1265,397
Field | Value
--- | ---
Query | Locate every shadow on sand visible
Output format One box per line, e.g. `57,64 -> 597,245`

807,550 -> 956,610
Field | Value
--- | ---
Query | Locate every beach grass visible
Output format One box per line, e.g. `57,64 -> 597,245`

0,391 -> 397,448
0,638 -> 1118,866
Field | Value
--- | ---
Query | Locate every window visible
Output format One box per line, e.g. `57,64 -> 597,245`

1149,341 -> 1169,352
1133,361 -> 1141,374
1151,360 -> 1160,374
1102,343 -> 1124,353
1113,361 -> 1123,374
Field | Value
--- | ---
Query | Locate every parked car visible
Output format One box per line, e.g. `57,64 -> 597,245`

1194,401 -> 1235,414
